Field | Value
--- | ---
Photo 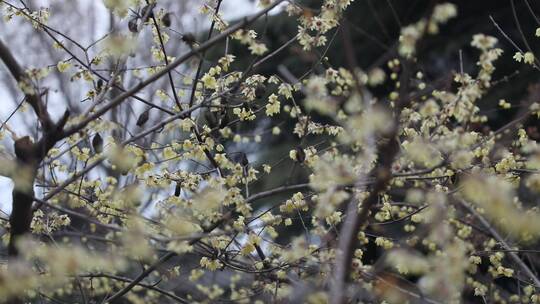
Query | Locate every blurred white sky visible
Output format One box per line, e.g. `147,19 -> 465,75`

0,0 -> 264,214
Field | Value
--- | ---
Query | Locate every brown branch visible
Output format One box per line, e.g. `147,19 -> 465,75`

245,183 -> 310,204
0,39 -> 55,131
330,23 -> 412,302
147,1 -> 182,109
80,273 -> 188,303
104,252 -> 176,303
188,0 -> 224,108
330,126 -> 400,304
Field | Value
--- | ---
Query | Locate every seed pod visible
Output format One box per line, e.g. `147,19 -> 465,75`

162,13 -> 172,27
240,153 -> 249,167
295,146 -> 306,163
218,109 -> 229,129
204,110 -> 218,129
174,182 -> 181,197
181,33 -> 196,46
96,79 -> 104,92
136,109 -> 150,126
92,133 -> 104,153
14,136 -> 34,162
128,18 -> 139,33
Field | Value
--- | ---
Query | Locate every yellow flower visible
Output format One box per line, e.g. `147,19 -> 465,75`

498,99 -> 511,109
201,74 -> 218,90
266,94 -> 281,116
56,61 -> 71,72
471,34 -> 498,50
248,42 -> 268,55
163,147 -> 177,159
524,52 -> 535,65
240,243 -> 256,256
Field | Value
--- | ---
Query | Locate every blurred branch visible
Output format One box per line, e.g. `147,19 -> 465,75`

458,198 -> 540,288
81,273 -> 188,303
104,252 -> 177,303
330,23 -> 412,303
0,39 -> 55,131
0,38 -> 70,268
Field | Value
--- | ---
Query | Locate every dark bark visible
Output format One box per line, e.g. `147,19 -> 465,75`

8,136 -> 38,256
8,179 -> 36,256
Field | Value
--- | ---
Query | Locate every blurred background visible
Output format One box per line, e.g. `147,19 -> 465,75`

1,0 -> 539,301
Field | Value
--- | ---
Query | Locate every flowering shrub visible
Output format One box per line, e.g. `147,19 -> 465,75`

0,0 -> 539,303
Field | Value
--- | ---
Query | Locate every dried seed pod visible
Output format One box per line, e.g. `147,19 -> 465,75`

92,133 -> 103,153
174,182 -> 181,197
162,13 -> 172,27
96,79 -> 104,91
204,110 -> 218,129
181,33 -> 196,46
136,109 -> 150,126
295,146 -> 306,163
128,18 -> 139,33
14,136 -> 34,161
240,153 -> 249,167
218,109 -> 229,129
